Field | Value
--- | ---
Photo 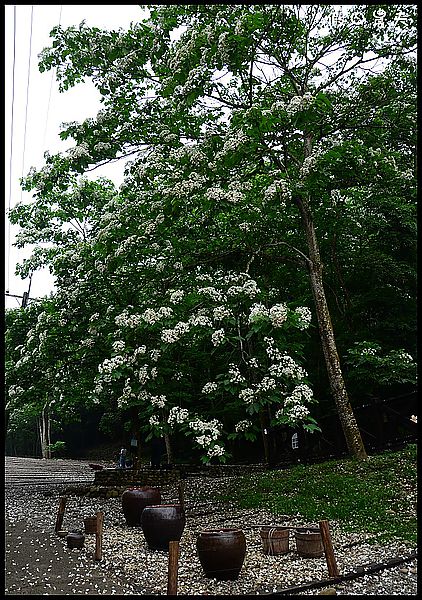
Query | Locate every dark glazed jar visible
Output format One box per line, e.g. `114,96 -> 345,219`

121,486 -> 161,527
141,504 -> 186,551
196,528 -> 246,580
66,530 -> 85,549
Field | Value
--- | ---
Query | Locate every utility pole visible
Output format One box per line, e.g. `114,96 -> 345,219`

5,274 -> 36,308
22,273 -> 33,308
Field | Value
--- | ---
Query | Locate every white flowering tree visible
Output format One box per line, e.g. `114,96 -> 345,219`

91,268 -> 318,463
8,4 -> 417,461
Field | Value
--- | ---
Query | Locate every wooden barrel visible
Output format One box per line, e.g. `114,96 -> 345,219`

294,527 -> 324,558
84,516 -> 97,534
260,526 -> 289,555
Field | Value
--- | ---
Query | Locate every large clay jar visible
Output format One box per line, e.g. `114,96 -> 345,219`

121,486 -> 161,527
141,504 -> 186,551
196,528 -> 246,581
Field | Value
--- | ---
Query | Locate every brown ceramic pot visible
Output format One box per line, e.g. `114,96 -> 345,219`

196,528 -> 246,580
141,504 -> 186,551
121,486 -> 161,527
66,530 -> 85,549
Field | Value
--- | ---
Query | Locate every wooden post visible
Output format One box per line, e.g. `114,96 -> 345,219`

319,520 -> 340,578
167,540 -> 180,595
95,511 -> 104,561
177,481 -> 185,513
54,496 -> 67,533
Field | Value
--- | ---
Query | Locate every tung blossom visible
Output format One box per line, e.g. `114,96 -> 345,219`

211,328 -> 225,347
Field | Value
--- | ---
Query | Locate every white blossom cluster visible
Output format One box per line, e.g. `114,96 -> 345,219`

268,356 -> 306,380
150,395 -> 167,408
115,310 -> 142,328
398,351 -> 414,363
202,382 -> 218,394
133,346 -> 147,359
235,419 -> 252,432
137,255 -> 166,272
196,434 -> 213,447
295,306 -> 312,329
227,278 -> 260,299
286,92 -> 314,117
215,129 -> 249,160
211,328 -> 225,347
162,172 -> 208,199
275,403 -> 310,422
149,415 -> 160,426
228,364 -> 246,384
112,340 -> 125,353
213,306 -> 232,321
248,357 -> 260,368
117,379 -> 136,409
98,354 -> 126,374
274,384 -> 314,424
141,306 -> 173,325
67,142 -> 91,161
188,417 -> 222,437
207,444 -> 225,458
361,347 -> 378,356
264,179 -> 292,202
169,290 -> 185,304
188,314 -> 213,327
239,388 -> 255,404
93,141 -> 112,153
248,303 -> 268,323
150,349 -> 161,362
161,321 -> 190,344
285,384 -> 314,406
8,384 -> 24,399
256,376 -> 277,392
269,303 -> 288,327
137,365 -> 150,385
197,286 -> 226,302
168,406 -> 190,425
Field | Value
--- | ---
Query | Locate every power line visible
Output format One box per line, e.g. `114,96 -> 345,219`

20,5 -> 34,193
6,5 -> 17,294
42,5 -> 63,149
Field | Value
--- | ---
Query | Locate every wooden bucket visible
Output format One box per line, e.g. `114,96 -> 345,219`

84,516 -> 97,534
260,526 -> 289,555
294,527 -> 323,558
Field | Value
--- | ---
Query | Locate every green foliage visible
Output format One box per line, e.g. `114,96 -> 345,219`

46,440 -> 67,457
344,342 -> 416,393
216,444 -> 417,544
5,5 -> 416,462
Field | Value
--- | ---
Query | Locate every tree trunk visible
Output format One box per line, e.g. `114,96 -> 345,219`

259,408 -> 271,466
295,192 -> 367,460
46,410 -> 51,458
164,432 -> 174,464
130,407 -> 141,469
39,414 -> 47,459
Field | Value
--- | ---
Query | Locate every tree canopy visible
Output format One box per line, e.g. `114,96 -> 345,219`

6,4 -> 417,462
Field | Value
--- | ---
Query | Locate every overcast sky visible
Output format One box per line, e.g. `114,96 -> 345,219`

4,5 -> 146,309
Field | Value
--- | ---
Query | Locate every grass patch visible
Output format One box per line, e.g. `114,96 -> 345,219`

217,444 -> 417,544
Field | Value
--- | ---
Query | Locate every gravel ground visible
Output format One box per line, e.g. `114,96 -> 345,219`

5,476 -> 417,596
